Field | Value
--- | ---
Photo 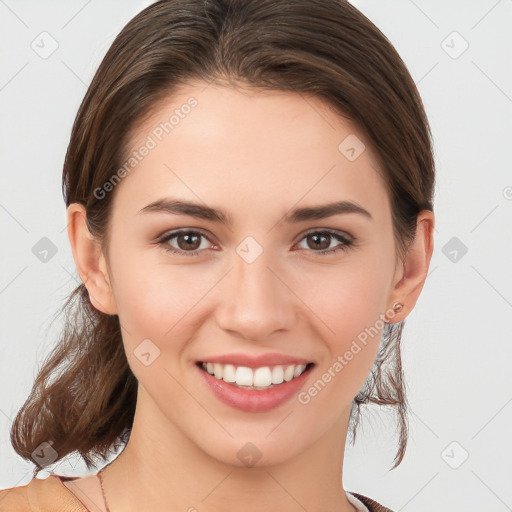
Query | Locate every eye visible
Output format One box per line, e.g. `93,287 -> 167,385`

295,229 -> 354,256
156,228 -> 354,257
157,229 -> 214,256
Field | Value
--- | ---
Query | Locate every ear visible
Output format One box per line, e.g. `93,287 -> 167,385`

386,210 -> 435,323
66,203 -> 118,315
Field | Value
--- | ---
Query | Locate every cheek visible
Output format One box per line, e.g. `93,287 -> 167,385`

109,253 -> 200,404
108,248 -> 185,342
301,257 -> 392,345
110,241 -> 164,311
109,248 -> 218,367
295,253 -> 393,397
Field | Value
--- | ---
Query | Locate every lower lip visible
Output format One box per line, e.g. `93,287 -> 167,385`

196,364 -> 314,413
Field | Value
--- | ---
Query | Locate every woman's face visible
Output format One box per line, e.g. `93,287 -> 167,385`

101,81 -> 403,466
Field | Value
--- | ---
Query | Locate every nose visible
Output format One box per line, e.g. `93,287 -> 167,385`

215,251 -> 296,342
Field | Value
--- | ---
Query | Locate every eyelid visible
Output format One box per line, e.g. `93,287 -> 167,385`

156,227 -> 355,256
295,227 -> 353,243
293,228 -> 354,257
156,227 -> 215,243
156,227 -> 353,243
156,228 -> 217,251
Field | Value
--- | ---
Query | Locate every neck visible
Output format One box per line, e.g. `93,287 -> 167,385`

101,386 -> 357,512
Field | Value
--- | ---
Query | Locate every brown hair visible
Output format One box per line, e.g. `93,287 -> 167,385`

11,0 -> 435,477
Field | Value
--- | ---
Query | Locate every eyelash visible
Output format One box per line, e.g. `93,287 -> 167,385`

156,228 -> 355,258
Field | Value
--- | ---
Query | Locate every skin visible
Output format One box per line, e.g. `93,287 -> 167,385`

65,81 -> 434,512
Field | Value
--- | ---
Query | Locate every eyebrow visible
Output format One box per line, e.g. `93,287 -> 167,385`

137,197 -> 372,224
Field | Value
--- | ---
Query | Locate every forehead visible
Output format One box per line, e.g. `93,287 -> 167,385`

112,81 -> 390,223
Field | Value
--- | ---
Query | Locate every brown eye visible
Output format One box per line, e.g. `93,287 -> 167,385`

296,230 -> 354,256
175,232 -> 202,251
158,230 -> 212,256
306,232 -> 331,251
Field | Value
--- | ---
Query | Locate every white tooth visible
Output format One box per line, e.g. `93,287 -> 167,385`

253,367 -> 272,387
206,362 -> 215,375
271,365 -> 284,384
223,364 -> 236,383
213,363 -> 223,379
294,364 -> 306,378
235,366 -> 254,386
283,365 -> 295,382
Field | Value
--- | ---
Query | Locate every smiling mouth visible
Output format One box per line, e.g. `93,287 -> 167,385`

197,361 -> 315,390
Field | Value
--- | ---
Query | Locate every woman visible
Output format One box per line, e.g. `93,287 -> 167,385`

0,0 -> 435,511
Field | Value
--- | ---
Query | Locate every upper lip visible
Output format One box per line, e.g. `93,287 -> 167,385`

198,353 -> 313,368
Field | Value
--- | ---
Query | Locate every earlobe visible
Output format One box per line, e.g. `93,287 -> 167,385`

66,203 -> 118,315
386,210 -> 435,323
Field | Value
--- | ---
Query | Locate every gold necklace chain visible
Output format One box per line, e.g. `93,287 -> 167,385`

96,447 -> 129,512
97,466 -> 112,512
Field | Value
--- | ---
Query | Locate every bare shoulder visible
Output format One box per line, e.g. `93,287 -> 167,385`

0,481 -> 31,511
61,474 -> 107,512
0,474 -> 106,512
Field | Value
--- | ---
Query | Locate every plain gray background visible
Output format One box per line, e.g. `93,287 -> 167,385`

1,1 -> 511,510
